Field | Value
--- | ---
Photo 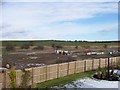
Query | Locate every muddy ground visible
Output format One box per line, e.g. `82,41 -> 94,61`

2,51 -> 119,69
1,45 -> 119,69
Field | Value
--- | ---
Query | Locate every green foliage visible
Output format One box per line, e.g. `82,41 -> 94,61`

102,68 -> 106,79
2,40 -> 118,46
21,43 -> 30,49
20,69 -> 31,88
5,43 -> 15,51
56,45 -> 63,49
51,43 -> 63,49
103,44 -> 107,49
97,66 -> 101,79
33,45 -> 44,50
111,67 -> 114,75
75,46 -> 78,49
8,66 -> 16,88
112,73 -> 118,80
51,43 -> 56,49
28,41 -> 34,46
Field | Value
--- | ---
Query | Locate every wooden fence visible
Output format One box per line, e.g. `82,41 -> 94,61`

1,57 -> 120,88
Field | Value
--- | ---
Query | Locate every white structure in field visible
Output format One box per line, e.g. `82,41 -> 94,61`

55,50 -> 70,55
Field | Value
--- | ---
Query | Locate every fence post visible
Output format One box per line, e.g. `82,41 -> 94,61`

32,68 -> 34,86
3,70 -> 6,88
67,62 -> 69,75
84,60 -> 86,72
99,58 -> 101,68
92,60 -> 94,70
46,66 -> 47,81
57,64 -> 59,78
74,61 -> 77,74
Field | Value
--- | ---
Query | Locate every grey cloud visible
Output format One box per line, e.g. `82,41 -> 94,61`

99,29 -> 113,33
2,29 -> 28,38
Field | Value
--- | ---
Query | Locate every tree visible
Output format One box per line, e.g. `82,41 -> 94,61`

8,66 -> 16,88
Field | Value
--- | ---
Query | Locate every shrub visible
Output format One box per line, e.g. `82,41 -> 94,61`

28,41 -> 34,46
5,43 -> 15,51
56,45 -> 63,49
20,69 -> 31,88
21,43 -> 30,49
33,45 -> 44,50
8,66 -> 16,88
111,67 -> 114,75
103,44 -> 107,49
97,66 -> 101,79
102,68 -> 106,79
51,43 -> 63,49
75,46 -> 78,49
51,43 -> 56,49
111,74 -> 118,81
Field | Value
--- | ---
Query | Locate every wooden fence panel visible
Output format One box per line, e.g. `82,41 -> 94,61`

68,62 -> 75,75
105,58 -> 108,67
75,61 -> 84,73
39,66 -> 47,83
0,73 -> 2,83
112,57 -> 116,66
109,58 -> 113,66
100,58 -> 106,68
16,70 -> 23,87
32,67 -> 41,84
86,60 -> 92,71
114,57 -> 117,65
93,59 -> 99,70
25,68 -> 33,85
58,63 -> 68,78
47,64 -> 58,80
1,73 -> 4,88
6,70 -> 10,88
116,57 -> 120,64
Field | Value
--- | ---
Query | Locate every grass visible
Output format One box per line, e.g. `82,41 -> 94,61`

2,40 -> 119,46
36,70 -> 96,88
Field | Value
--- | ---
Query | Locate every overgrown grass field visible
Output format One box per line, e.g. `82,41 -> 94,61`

2,40 -> 119,46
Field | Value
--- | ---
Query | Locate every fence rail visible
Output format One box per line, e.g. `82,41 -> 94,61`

1,57 -> 120,88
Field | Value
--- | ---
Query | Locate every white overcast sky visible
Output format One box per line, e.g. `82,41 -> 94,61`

0,0 -> 119,41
